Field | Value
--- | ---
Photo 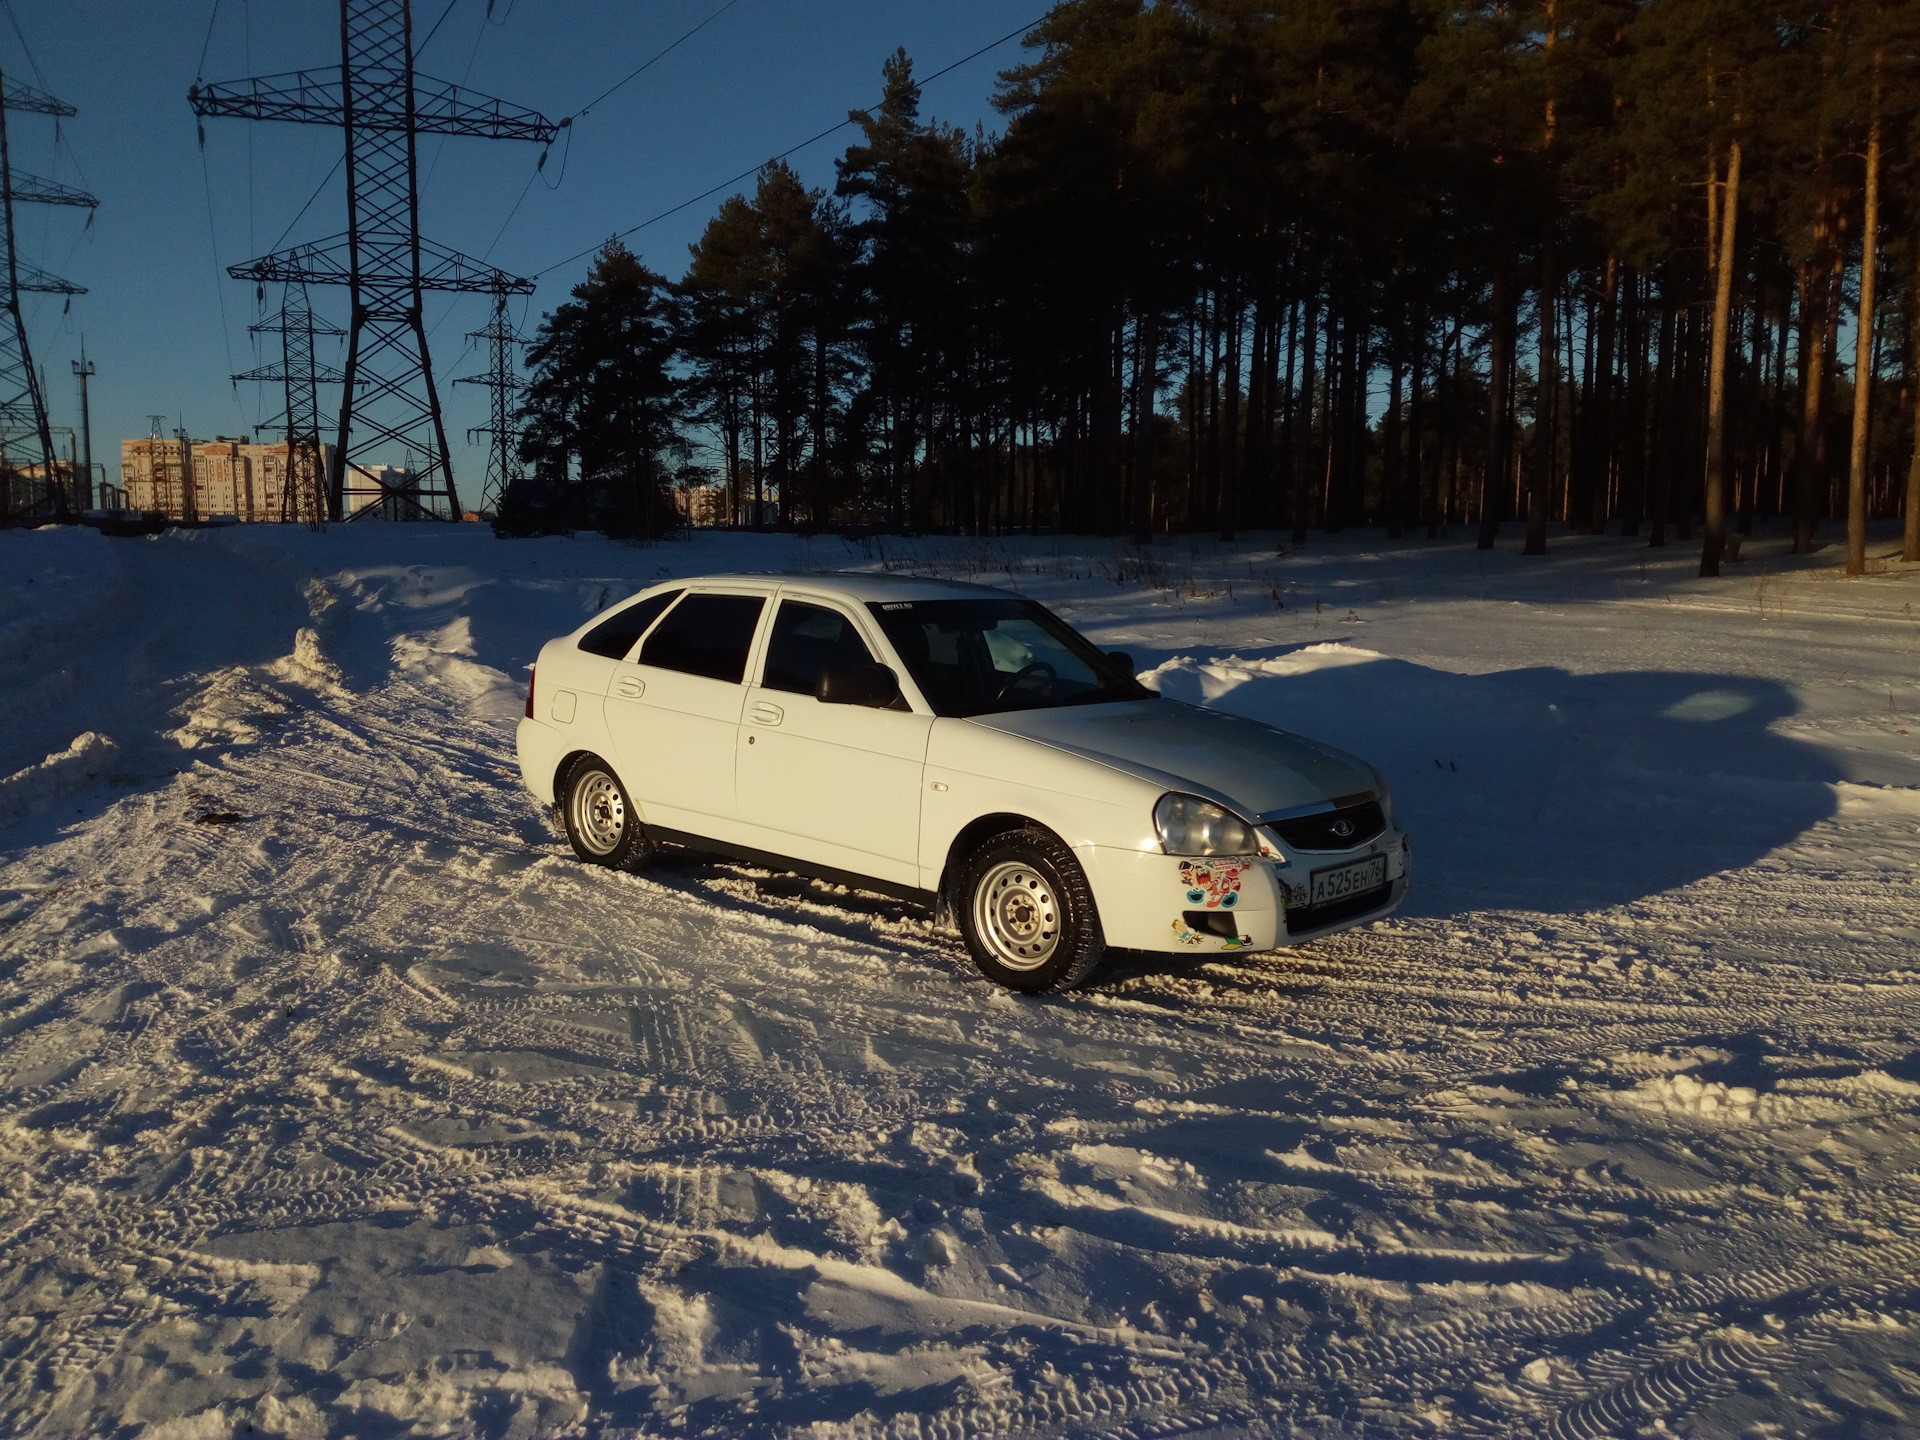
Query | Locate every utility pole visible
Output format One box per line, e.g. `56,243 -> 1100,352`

234,288 -> 344,527
190,0 -> 557,523
176,426 -> 198,523
71,347 -> 94,510
0,72 -> 94,526
453,275 -> 527,517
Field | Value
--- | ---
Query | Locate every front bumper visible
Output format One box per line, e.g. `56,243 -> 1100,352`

1081,829 -> 1409,955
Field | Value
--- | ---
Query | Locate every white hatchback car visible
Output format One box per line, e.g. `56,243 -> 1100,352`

515,573 -> 1408,991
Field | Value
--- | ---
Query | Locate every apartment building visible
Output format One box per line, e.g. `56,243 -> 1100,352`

120,436 -> 334,522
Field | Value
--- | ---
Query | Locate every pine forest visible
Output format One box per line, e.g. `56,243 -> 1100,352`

500,0 -> 1920,580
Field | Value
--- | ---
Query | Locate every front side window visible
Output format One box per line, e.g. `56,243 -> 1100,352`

761,600 -> 878,695
639,593 -> 766,684
866,598 -> 1150,717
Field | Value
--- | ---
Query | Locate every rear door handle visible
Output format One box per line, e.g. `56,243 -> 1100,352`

614,675 -> 645,699
748,702 -> 783,726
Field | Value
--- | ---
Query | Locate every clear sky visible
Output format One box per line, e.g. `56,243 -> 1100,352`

7,0 -> 1046,492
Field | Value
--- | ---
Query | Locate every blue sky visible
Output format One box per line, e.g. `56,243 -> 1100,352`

9,0 -> 1045,490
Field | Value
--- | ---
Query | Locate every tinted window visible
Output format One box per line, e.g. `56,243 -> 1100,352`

639,593 -> 766,684
867,598 -> 1151,717
577,588 -> 682,660
761,601 -> 878,695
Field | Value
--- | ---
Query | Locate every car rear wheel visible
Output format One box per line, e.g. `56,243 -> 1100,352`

561,755 -> 651,869
957,829 -> 1105,992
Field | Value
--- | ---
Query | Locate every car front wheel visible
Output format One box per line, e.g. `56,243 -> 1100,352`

957,829 -> 1106,993
561,755 -> 651,869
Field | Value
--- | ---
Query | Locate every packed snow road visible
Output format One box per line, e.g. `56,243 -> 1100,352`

2,522 -> 1918,1439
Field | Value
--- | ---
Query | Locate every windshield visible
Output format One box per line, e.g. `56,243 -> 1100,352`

866,598 -> 1153,717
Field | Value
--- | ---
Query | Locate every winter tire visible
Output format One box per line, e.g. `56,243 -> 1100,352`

561,755 -> 652,870
957,828 -> 1106,993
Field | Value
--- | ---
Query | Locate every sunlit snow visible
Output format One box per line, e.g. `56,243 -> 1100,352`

2,522 -> 1917,1438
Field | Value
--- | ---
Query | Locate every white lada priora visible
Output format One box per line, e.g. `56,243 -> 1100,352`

515,573 -> 1407,991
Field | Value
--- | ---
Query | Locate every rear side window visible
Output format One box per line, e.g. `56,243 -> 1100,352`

761,601 -> 877,695
577,588 -> 681,660
640,593 -> 766,684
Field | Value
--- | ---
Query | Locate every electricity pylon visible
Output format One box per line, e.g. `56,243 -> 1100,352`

234,290 -> 345,527
190,0 -> 558,523
0,72 -> 94,527
453,276 -> 526,517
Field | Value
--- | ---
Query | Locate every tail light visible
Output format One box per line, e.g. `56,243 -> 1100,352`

525,666 -> 535,719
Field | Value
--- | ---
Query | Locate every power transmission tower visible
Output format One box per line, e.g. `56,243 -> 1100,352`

144,413 -> 180,520
190,1 -> 558,524
453,276 -> 526,517
0,72 -> 94,527
70,347 -> 94,510
234,289 -> 344,527
175,426 -> 198,523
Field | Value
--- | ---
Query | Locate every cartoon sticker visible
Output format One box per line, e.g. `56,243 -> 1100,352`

1172,917 -> 1252,950
1179,859 -> 1247,909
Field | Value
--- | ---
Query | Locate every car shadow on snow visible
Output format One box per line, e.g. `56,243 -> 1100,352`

1147,643 -> 1841,920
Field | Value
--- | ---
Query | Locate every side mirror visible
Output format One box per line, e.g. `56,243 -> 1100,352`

817,663 -> 900,708
1106,650 -> 1135,677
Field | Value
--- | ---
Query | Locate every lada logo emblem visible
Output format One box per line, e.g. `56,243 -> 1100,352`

1330,818 -> 1354,838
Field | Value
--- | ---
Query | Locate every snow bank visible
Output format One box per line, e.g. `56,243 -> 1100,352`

0,731 -> 118,830
1140,641 -> 1386,703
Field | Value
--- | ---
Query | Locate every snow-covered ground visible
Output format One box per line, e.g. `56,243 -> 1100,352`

2,518 -> 1918,1439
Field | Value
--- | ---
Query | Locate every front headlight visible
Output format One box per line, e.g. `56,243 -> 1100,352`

1154,792 -> 1258,856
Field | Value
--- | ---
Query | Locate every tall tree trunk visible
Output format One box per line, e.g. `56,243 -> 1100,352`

1793,250 -> 1830,553
1649,295 -> 1676,546
1220,288 -> 1243,540
1847,116 -> 1880,577
1324,305 -> 1346,532
1527,228 -> 1555,554
1740,295 -> 1766,539
1410,301 -> 1428,536
1675,304 -> 1697,541
1244,294 -> 1272,531
1590,256 -> 1618,533
1479,254 -> 1511,549
1293,283 -> 1319,542
1619,270 -> 1646,535
1132,307 -> 1157,544
1385,305 -> 1405,539
1092,308 -> 1122,534
1702,139 -> 1741,577
1279,293 -> 1299,535
1907,229 -> 1920,562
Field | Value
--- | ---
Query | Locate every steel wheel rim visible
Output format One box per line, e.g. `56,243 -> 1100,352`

974,861 -> 1060,971
571,770 -> 626,855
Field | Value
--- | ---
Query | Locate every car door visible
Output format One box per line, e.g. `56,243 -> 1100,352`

606,589 -> 768,839
733,594 -> 933,889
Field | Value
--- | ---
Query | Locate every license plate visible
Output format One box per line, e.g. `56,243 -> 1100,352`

1309,855 -> 1386,906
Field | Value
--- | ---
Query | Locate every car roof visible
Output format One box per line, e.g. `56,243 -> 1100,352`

657,571 -> 1012,604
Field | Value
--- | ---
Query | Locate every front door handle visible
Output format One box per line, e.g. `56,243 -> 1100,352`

748,701 -> 783,726
614,675 -> 645,699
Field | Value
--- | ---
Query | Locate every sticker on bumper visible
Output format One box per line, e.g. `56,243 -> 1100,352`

1180,859 -> 1246,909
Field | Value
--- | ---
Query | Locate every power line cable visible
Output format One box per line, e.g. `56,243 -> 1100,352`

460,0 -> 751,286
199,142 -> 248,428
193,0 -> 222,81
418,0 -> 462,55
268,155 -> 344,253
534,12 -> 1044,280
568,0 -> 748,122
1,0 -> 47,85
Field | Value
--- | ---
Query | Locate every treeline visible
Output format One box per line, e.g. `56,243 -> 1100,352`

500,0 -> 1920,576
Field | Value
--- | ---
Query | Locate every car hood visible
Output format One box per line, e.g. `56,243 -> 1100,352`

969,699 -> 1377,819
